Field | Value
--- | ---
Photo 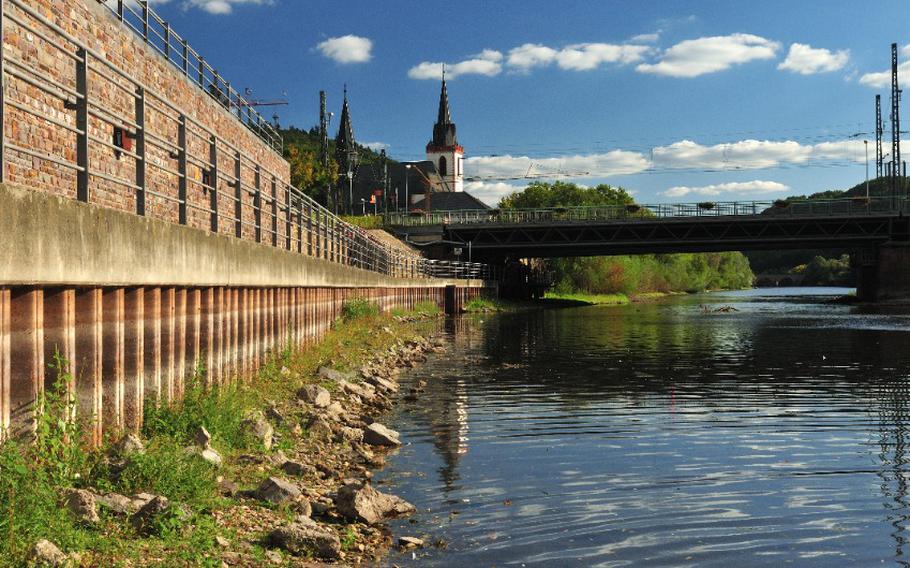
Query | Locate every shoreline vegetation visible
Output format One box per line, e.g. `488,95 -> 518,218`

0,299 -> 451,567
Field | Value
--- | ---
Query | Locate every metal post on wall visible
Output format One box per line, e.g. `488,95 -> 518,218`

285,184 -> 292,250
253,165 -> 262,243
75,48 -> 89,202
177,115 -> 187,224
208,135 -> 218,232
135,87 -> 146,216
0,0 -> 5,184
233,152 -> 241,238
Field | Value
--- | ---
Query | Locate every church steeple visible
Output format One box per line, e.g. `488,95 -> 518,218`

431,71 -> 457,148
335,85 -> 358,176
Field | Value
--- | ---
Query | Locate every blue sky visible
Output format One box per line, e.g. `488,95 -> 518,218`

144,0 -> 910,205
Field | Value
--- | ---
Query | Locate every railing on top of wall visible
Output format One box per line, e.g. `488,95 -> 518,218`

0,0 -> 494,281
102,0 -> 281,152
386,196 -> 910,227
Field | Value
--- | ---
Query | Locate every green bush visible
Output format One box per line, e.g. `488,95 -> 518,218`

341,299 -> 380,321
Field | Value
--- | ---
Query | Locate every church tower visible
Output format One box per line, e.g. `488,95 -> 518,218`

334,86 -> 358,213
425,73 -> 464,192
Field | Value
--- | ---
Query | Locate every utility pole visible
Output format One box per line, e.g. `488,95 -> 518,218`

380,149 -> 388,215
876,94 -> 884,178
891,42 -> 902,204
319,90 -> 331,211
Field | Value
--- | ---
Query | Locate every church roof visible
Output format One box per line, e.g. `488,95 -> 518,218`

429,76 -> 458,148
412,191 -> 489,211
334,87 -> 357,172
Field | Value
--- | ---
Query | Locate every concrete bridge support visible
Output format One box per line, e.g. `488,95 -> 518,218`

855,242 -> 910,302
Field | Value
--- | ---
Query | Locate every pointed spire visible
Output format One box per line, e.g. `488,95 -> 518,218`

430,72 -> 457,147
335,85 -> 358,174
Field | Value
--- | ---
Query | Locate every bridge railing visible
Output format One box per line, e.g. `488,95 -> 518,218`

0,0 -> 493,282
387,196 -> 910,226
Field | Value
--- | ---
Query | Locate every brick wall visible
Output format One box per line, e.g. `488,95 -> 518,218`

2,0 -> 291,244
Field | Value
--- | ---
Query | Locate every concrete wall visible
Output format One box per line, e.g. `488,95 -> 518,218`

0,182 -> 480,288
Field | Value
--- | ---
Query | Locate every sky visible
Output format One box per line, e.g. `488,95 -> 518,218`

139,0 -> 910,206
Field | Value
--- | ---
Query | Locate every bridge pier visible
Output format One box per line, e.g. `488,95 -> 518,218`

856,242 -> 910,302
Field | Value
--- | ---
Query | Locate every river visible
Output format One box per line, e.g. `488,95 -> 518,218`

376,288 -> 910,567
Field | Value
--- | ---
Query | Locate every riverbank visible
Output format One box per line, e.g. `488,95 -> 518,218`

0,300 -> 450,567
543,290 -> 673,305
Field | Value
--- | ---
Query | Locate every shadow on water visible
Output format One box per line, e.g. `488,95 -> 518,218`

378,288 -> 910,567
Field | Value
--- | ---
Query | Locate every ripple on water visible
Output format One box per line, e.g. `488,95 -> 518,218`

377,290 -> 910,567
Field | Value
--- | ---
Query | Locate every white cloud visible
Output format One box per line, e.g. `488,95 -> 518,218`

651,138 -> 864,170
661,180 -> 790,198
131,0 -> 274,14
630,33 -> 660,43
554,43 -> 651,70
637,33 -> 781,78
363,141 -> 389,151
408,49 -> 503,80
465,150 -> 650,181
860,45 -> 910,88
507,43 -> 558,71
506,42 -> 649,72
463,181 -> 526,206
317,35 -> 373,64
778,43 -> 849,75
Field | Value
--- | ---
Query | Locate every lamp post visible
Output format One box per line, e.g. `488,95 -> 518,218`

360,198 -> 366,215
346,170 -> 354,215
404,164 -> 411,212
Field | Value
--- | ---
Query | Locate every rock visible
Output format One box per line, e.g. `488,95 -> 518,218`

363,423 -> 401,447
241,412 -> 274,450
280,366 -> 292,377
264,549 -> 282,564
323,402 -> 345,422
92,491 -> 135,515
297,385 -> 331,408
193,426 -> 212,448
338,379 -> 375,401
318,366 -> 356,383
27,539 -> 67,567
294,498 -> 313,519
399,536 -> 425,549
64,489 -> 100,524
267,521 -> 341,560
281,460 -> 314,477
335,482 -> 416,524
367,375 -> 399,394
215,535 -> 230,548
338,426 -> 363,444
131,495 -> 182,536
218,479 -> 239,497
111,433 -> 145,456
131,492 -> 157,510
256,476 -> 301,504
265,404 -> 285,424
200,447 -> 223,467
307,416 -> 334,441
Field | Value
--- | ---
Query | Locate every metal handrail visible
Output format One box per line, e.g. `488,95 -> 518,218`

0,0 -> 494,282
104,0 -> 281,152
387,196 -> 910,227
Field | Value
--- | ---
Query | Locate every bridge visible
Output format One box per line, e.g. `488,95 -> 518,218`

388,198 -> 910,301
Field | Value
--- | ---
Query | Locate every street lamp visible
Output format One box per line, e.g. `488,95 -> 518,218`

346,170 -> 354,216
360,198 -> 366,215
404,164 -> 411,212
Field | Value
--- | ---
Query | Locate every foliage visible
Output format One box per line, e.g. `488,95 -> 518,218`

286,145 -> 338,202
499,181 -> 634,209
341,298 -> 380,321
793,254 -> 853,286
500,182 -> 754,295
544,291 -> 631,305
341,215 -> 384,229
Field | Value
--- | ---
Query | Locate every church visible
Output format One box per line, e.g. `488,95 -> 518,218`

335,77 -> 489,214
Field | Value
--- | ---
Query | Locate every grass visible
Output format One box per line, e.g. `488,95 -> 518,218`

543,291 -> 673,305
391,300 -> 442,318
339,215 -> 384,230
0,299 -> 439,567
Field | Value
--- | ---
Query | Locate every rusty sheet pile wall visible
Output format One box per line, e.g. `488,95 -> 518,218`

0,285 -> 483,443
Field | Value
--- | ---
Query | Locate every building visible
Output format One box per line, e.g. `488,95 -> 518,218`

339,76 -> 488,214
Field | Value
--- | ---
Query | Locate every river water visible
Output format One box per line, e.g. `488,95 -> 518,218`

377,288 -> 910,567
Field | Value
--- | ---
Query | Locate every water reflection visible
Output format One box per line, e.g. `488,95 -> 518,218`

379,289 -> 910,567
